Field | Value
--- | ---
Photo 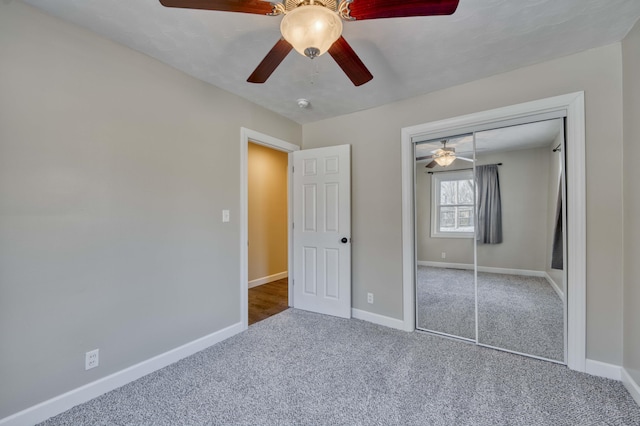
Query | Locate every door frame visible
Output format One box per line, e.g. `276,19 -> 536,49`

400,92 -> 586,372
240,128 -> 300,331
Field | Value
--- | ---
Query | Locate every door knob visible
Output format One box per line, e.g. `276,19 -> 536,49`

341,237 -> 349,244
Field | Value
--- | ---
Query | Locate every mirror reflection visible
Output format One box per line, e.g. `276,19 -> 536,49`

475,120 -> 565,362
415,134 -> 476,340
414,119 -> 566,363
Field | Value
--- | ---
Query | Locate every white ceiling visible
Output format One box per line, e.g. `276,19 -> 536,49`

22,0 -> 640,124
475,119 -> 563,154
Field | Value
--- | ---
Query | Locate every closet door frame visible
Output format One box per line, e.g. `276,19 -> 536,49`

400,92 -> 586,372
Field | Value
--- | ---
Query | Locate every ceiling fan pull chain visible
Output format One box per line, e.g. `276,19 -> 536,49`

309,59 -> 320,85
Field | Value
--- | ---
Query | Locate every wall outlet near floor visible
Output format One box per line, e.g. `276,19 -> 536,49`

367,292 -> 374,304
441,252 -> 446,259
85,349 -> 99,370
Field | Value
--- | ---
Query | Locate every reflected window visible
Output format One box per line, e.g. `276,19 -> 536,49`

431,170 -> 474,238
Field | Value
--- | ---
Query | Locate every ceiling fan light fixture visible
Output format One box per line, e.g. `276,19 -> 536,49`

434,153 -> 456,167
280,5 -> 343,58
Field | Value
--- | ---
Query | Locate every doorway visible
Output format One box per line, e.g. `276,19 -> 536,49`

241,129 -> 353,328
240,128 -> 299,330
247,142 -> 290,325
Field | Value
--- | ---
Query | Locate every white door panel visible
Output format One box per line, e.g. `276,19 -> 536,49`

293,145 -> 351,318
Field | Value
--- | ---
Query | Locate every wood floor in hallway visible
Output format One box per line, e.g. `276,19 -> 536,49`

248,278 -> 288,325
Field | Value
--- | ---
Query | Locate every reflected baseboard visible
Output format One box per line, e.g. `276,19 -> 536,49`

585,359 -> 622,380
622,368 -> 640,406
418,261 -> 546,278
544,272 -> 565,302
418,260 -> 474,270
419,262 -> 565,301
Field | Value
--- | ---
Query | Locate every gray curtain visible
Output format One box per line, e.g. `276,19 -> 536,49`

476,164 -> 502,244
551,179 -> 564,269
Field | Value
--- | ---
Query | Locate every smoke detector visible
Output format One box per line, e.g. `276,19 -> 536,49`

297,98 -> 310,109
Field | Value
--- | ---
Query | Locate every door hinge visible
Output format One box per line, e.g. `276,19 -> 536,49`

292,166 -> 294,173
292,222 -> 295,229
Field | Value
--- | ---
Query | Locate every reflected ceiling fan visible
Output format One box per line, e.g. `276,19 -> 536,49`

417,140 -> 474,168
159,0 -> 459,86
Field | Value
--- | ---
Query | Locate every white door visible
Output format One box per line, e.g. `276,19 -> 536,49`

292,145 -> 351,318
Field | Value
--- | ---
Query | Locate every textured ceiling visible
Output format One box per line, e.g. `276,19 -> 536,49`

22,0 -> 640,124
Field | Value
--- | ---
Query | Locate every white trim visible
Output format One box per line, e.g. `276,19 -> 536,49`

351,308 -> 406,331
585,359 -> 622,381
418,260 -> 546,277
477,266 -> 544,277
401,125 -> 416,332
564,93 -> 587,372
240,128 -> 299,330
0,322 -> 243,426
401,92 -> 586,371
248,271 -> 288,288
622,369 -> 640,406
544,272 -> 565,302
418,260 -> 474,270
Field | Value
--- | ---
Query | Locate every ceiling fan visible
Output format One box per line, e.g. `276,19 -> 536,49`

417,140 -> 474,168
159,0 -> 460,86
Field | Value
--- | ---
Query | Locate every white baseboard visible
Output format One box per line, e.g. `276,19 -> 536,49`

622,368 -> 640,406
351,308 -> 406,331
544,272 -> 565,301
0,322 -> 244,426
585,359 -> 622,381
248,271 -> 288,288
418,261 -> 545,277
418,260 -> 474,270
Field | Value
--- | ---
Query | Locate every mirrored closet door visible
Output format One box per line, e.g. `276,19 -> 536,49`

414,119 -> 567,363
415,134 -> 476,341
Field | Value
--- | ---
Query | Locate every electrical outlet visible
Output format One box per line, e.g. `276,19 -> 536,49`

367,292 -> 374,304
441,252 -> 446,259
85,349 -> 99,370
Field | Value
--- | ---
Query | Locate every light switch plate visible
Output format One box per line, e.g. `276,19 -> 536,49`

222,210 -> 230,223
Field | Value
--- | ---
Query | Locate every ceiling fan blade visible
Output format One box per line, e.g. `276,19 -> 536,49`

159,0 -> 274,15
416,155 -> 434,161
247,39 -> 293,84
327,36 -> 373,86
456,156 -> 474,162
348,0 -> 459,20
426,161 -> 438,168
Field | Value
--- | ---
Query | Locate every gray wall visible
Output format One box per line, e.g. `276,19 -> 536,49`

475,148 -> 550,271
416,147 -> 552,271
1,0 -> 637,419
303,43 -> 625,365
623,18 -> 640,385
415,162 -> 474,265
0,2 -> 301,418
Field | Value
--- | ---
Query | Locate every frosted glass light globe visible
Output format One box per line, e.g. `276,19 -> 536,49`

434,152 -> 456,167
280,5 -> 343,58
